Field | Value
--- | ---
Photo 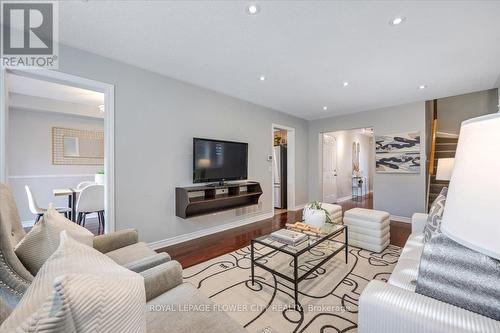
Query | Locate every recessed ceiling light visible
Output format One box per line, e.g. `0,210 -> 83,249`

247,4 -> 260,15
390,17 -> 406,26
343,81 -> 349,87
323,106 -> 328,111
418,84 -> 427,90
259,75 -> 266,81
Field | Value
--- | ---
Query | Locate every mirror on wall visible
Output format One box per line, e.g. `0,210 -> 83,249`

63,136 -> 80,157
53,127 -> 104,165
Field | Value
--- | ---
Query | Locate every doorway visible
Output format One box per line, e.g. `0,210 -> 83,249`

321,127 -> 374,205
0,69 -> 115,233
271,124 -> 295,216
322,133 -> 338,203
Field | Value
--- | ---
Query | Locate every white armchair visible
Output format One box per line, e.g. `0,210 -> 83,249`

358,213 -> 500,333
410,212 -> 428,234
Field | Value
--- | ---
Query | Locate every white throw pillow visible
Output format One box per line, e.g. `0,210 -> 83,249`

15,205 -> 94,275
0,231 -> 146,333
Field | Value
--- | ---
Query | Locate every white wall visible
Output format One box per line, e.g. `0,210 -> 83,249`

55,45 -> 309,245
9,93 -> 104,119
437,89 -> 498,135
8,108 -> 103,223
309,102 -> 427,220
324,129 -> 373,200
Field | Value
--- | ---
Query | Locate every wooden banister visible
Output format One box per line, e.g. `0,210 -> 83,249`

428,118 -> 438,175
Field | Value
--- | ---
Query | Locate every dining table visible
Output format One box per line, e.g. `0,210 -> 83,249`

53,188 -> 82,222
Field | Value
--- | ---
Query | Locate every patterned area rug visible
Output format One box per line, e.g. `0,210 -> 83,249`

183,241 -> 401,333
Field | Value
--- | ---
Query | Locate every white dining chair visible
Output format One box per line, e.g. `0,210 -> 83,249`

76,184 -> 105,234
76,181 -> 95,190
25,185 -> 71,223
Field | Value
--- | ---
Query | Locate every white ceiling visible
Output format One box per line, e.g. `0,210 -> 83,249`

8,74 -> 104,107
59,1 -> 500,120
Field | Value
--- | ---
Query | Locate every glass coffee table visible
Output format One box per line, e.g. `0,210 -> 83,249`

250,223 -> 348,309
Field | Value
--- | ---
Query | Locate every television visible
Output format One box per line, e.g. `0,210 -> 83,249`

193,138 -> 248,184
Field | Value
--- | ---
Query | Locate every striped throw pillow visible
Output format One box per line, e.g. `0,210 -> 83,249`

0,231 -> 146,333
15,206 -> 94,275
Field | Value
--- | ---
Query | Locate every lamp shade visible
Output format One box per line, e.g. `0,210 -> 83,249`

440,113 -> 500,260
436,158 -> 455,181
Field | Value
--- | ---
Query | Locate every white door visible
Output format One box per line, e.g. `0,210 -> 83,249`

322,134 -> 338,203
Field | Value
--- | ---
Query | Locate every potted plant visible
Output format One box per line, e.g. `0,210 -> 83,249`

94,170 -> 105,185
303,201 -> 332,228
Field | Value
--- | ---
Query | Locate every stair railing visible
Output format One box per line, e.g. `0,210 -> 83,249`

426,116 -> 438,212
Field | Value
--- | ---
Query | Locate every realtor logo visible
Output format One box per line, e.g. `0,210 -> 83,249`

1,1 -> 59,68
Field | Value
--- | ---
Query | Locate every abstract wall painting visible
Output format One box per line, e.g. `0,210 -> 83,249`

375,132 -> 421,173
375,132 -> 421,153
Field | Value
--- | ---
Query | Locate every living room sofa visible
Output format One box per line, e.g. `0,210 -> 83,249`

143,261 -> 247,333
0,183 -> 168,316
358,213 -> 500,333
0,183 -> 247,332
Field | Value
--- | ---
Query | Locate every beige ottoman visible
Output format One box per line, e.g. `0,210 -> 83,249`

321,203 -> 343,224
343,208 -> 390,252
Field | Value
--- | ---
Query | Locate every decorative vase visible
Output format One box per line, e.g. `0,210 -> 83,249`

94,173 -> 104,185
303,208 -> 326,228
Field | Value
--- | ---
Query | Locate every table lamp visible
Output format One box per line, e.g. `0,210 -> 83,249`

440,113 -> 500,260
436,158 -> 455,181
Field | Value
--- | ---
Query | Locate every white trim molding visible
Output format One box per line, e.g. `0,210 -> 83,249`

271,123 -> 296,216
22,215 -> 99,228
8,174 -> 95,179
390,215 -> 412,223
336,195 -> 354,203
149,212 -> 274,250
293,203 -> 307,211
0,69 -> 8,183
21,220 -> 35,228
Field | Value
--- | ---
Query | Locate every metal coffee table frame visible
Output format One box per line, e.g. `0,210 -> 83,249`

250,224 -> 348,309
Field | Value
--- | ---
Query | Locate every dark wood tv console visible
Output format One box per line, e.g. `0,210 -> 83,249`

175,182 -> 263,219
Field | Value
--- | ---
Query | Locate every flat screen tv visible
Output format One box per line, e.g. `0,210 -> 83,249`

193,138 -> 248,183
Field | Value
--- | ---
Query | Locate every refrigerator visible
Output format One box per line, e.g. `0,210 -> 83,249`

273,145 -> 287,208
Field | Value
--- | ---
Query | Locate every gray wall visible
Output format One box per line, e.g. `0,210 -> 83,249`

437,89 -> 498,135
8,108 -> 103,223
56,45 -> 309,244
309,102 -> 427,219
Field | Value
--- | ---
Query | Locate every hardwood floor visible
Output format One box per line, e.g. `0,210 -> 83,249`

159,193 -> 412,268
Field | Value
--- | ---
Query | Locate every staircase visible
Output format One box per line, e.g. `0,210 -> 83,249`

428,136 -> 458,207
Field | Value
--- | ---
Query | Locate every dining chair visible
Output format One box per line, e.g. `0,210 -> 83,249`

25,186 -> 71,223
76,184 -> 105,234
76,181 -> 96,190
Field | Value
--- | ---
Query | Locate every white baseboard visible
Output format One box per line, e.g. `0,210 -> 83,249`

149,211 -> 274,250
390,215 -> 411,223
8,173 -> 94,179
22,215 -> 99,228
293,203 -> 306,210
336,195 -> 353,203
21,220 -> 35,228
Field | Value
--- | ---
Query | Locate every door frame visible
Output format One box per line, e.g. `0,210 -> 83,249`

0,68 -> 116,233
319,127 -> 375,204
321,132 -> 339,203
271,123 -> 295,214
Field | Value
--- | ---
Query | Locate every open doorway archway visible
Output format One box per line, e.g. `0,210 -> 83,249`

0,68 -> 115,233
271,124 -> 295,215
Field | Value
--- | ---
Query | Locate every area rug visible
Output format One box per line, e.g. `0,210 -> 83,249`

183,241 -> 401,333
